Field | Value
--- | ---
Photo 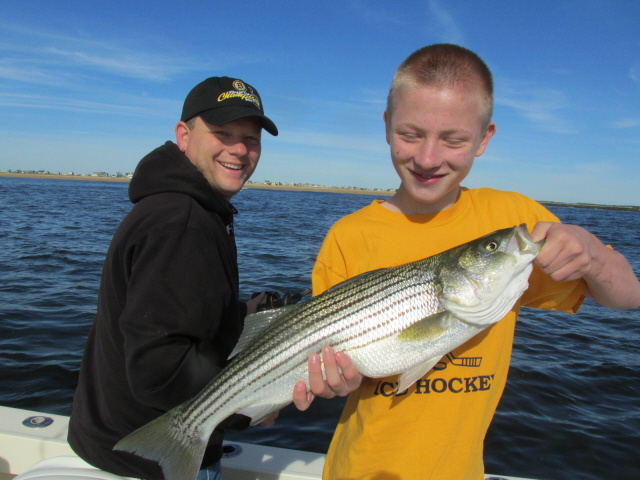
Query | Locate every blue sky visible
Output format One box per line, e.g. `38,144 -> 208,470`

1,1 -> 639,206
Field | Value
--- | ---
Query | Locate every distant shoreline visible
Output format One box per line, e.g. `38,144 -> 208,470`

2,172 -> 638,211
1,172 -> 131,183
0,172 -> 393,197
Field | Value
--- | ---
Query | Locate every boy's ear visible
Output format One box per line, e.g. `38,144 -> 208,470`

383,110 -> 391,145
475,122 -> 496,157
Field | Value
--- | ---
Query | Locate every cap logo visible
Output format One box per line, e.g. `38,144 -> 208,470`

232,80 -> 246,91
217,79 -> 262,108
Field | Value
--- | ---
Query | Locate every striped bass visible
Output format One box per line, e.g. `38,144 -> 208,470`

115,224 -> 542,480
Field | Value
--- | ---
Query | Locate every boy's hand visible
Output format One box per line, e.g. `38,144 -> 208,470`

531,221 -> 640,309
259,411 -> 278,427
531,222 -> 599,282
292,346 -> 363,412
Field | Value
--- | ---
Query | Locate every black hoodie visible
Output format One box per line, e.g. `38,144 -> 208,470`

68,142 -> 249,479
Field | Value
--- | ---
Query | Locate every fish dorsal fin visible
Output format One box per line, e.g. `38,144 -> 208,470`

397,356 -> 442,393
229,305 -> 300,359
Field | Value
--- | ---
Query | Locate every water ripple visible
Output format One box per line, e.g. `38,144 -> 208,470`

1,177 -> 639,479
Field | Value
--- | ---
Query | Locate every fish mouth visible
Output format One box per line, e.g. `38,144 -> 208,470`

512,224 -> 544,257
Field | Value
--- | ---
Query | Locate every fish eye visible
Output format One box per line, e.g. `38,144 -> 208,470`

485,240 -> 499,251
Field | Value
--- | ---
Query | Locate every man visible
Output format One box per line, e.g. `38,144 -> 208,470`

307,44 -> 640,479
69,76 -> 279,479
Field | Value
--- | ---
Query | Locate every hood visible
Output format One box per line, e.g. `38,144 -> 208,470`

128,141 -> 237,217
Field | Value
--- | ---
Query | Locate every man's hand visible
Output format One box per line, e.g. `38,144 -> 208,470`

292,346 -> 363,412
246,292 -> 266,315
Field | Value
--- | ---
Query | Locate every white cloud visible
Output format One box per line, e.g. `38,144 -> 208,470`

348,0 -> 406,27
278,129 -> 387,155
427,0 -> 465,45
43,47 -> 179,82
0,92 -> 177,118
612,118 -> 640,129
496,81 -> 577,134
0,61 -> 68,86
575,160 -> 620,174
0,22 -> 234,84
630,60 -> 640,84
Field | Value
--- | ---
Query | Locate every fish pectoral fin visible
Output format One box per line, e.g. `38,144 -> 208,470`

397,311 -> 449,342
397,356 -> 442,393
229,305 -> 301,359
239,402 -> 290,426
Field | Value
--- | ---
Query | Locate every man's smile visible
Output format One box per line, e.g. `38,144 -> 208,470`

220,161 -> 243,170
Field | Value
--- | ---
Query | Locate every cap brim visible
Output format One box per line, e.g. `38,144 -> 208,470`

199,107 -> 278,136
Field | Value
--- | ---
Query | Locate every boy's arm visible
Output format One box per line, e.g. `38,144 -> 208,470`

531,222 -> 640,310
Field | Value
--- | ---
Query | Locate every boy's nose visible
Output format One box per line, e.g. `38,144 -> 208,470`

414,141 -> 443,170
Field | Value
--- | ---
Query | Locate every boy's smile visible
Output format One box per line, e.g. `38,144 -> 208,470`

383,83 -> 495,215
411,171 -> 445,185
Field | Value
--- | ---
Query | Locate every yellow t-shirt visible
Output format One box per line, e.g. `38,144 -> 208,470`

312,187 -> 585,480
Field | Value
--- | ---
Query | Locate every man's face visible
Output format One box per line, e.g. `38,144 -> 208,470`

384,83 -> 495,214
176,116 -> 262,200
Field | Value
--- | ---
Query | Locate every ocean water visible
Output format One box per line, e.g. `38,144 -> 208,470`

0,176 -> 638,480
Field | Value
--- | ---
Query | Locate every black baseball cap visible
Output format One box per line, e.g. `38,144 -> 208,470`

181,76 -> 278,136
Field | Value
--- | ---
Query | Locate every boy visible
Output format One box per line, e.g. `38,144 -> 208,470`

305,44 -> 640,479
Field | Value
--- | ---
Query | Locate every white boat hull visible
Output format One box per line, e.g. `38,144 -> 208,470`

0,405 -> 534,480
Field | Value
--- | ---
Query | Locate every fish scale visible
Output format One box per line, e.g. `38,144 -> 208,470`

115,224 -> 542,480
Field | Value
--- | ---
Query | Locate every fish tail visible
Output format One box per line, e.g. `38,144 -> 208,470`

114,410 -> 206,480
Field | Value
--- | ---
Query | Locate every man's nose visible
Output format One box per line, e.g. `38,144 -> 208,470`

226,138 -> 249,156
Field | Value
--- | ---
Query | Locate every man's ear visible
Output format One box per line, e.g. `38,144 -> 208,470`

175,121 -> 190,152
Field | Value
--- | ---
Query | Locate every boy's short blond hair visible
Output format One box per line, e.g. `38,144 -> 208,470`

387,44 -> 494,127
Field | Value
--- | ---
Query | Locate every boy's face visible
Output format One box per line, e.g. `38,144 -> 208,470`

384,83 -> 495,214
